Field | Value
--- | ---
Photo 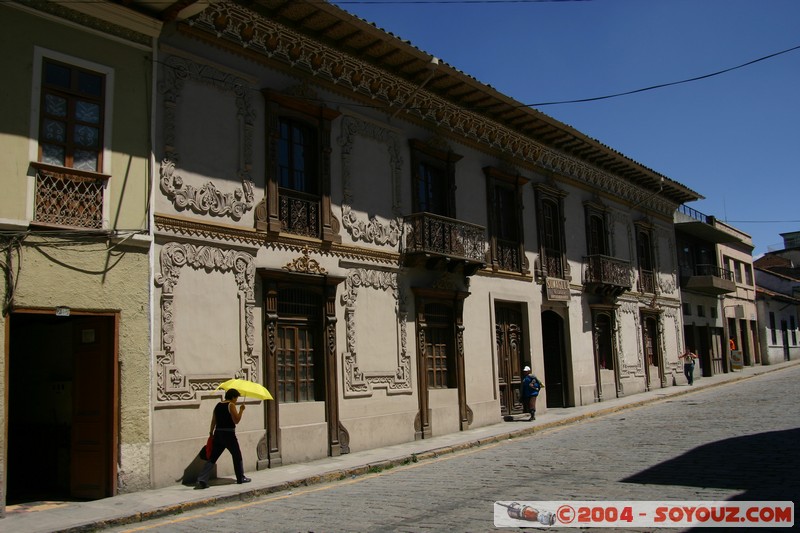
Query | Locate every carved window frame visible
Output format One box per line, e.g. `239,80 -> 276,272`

153,242 -> 257,407
533,181 -> 568,280
258,265 -> 345,461
584,200 -> 610,257
260,89 -> 340,243
635,220 -> 656,294
409,139 -> 461,218
484,166 -> 528,274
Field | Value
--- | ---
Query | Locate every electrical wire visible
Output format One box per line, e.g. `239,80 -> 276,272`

526,44 -> 800,107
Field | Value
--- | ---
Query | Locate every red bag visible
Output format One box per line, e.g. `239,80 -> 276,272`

205,435 -> 214,459
199,435 -> 214,460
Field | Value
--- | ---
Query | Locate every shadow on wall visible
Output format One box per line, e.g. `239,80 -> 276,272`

622,428 -> 800,502
180,450 -> 215,486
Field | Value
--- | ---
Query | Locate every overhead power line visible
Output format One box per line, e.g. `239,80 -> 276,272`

528,44 -> 800,107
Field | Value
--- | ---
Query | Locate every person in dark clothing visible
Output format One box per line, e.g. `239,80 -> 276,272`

195,388 -> 250,489
520,365 -> 543,421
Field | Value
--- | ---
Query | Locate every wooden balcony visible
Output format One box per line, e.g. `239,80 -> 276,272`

403,212 -> 486,276
583,254 -> 633,298
680,264 -> 737,295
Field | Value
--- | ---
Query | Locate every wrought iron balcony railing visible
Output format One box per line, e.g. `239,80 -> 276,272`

494,238 -> 524,273
32,162 -> 108,229
279,188 -> 319,238
403,212 -> 486,272
638,269 -> 656,294
583,254 -> 632,297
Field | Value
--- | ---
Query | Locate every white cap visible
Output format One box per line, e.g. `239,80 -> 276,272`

523,366 -> 531,372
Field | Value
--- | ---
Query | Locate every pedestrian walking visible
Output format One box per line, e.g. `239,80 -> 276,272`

520,365 -> 543,420
195,388 -> 251,489
679,348 -> 698,385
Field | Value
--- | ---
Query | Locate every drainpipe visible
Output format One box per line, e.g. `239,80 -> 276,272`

391,56 -> 440,119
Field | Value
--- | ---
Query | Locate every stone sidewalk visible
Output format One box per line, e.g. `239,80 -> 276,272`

5,360 -> 797,533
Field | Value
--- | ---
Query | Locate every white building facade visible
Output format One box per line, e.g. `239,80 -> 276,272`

141,0 -> 704,487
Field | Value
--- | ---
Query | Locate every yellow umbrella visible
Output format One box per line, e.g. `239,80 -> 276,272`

216,378 -> 273,400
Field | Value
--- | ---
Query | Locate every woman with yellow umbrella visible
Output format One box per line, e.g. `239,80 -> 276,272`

195,378 -> 272,489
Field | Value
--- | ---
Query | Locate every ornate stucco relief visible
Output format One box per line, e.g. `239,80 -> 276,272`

282,248 -> 327,274
619,299 -> 645,376
340,205 -> 404,247
154,242 -> 258,405
338,115 -> 405,246
655,225 -> 678,296
340,268 -> 411,397
158,54 -> 256,219
159,159 -> 254,220
188,1 -> 677,216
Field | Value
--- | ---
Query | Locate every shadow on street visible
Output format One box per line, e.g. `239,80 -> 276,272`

622,427 -> 800,501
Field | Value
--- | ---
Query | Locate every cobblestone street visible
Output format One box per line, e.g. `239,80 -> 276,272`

102,364 -> 800,532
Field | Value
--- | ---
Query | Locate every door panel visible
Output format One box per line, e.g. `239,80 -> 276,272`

495,305 -> 524,415
70,317 -> 113,499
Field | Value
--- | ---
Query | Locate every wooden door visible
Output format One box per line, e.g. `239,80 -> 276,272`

495,304 -> 524,416
542,310 -> 568,408
70,316 -> 114,499
642,314 -> 662,389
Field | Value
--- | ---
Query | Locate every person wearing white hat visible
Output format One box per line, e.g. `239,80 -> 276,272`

520,365 -> 543,421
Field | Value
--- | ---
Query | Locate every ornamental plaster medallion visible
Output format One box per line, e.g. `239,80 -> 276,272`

282,249 -> 327,274
158,54 -> 255,220
154,242 -> 258,405
341,268 -> 411,397
188,1 -> 676,216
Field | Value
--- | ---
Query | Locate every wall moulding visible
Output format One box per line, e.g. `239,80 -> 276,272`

158,53 -> 256,220
341,268 -> 411,397
154,242 -> 259,406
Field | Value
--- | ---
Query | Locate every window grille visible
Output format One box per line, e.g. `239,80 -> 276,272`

33,163 -> 106,229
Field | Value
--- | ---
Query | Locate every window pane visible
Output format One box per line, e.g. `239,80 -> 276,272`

74,125 -> 99,148
41,144 -> 65,166
45,94 -> 67,117
77,70 -> 103,97
76,100 -> 100,124
73,150 -> 98,172
43,119 -> 66,142
44,62 -> 71,88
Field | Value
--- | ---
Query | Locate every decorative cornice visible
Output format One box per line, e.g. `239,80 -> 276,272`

15,0 -> 154,45
155,214 -> 401,265
155,214 -> 263,247
186,1 -> 677,216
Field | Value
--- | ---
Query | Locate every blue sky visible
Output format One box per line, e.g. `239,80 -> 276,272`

331,0 -> 800,256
